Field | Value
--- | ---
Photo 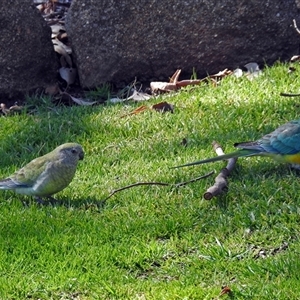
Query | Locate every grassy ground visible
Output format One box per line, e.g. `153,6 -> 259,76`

1,63 -> 300,299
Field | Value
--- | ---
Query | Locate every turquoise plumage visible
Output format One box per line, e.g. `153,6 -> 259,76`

173,119 -> 300,168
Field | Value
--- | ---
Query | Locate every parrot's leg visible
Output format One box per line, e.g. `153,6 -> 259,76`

47,196 -> 57,205
290,164 -> 300,170
34,196 -> 45,205
20,198 -> 29,207
33,196 -> 57,205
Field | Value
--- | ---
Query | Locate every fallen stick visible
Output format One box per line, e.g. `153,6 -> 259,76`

203,141 -> 237,200
101,171 -> 214,203
280,92 -> 300,97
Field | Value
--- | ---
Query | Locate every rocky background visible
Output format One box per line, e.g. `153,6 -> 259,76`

66,0 -> 300,88
0,0 -> 299,99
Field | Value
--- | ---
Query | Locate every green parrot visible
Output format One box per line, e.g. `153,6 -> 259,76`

0,143 -> 84,203
172,119 -> 300,169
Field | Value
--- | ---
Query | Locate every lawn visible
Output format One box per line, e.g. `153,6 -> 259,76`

1,63 -> 300,299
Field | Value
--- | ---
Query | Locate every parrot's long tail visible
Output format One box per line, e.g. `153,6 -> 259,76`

172,149 -> 259,168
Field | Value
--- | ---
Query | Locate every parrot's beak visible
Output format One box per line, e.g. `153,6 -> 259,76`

79,151 -> 84,160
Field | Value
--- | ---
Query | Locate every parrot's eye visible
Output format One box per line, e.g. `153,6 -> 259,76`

71,149 -> 77,154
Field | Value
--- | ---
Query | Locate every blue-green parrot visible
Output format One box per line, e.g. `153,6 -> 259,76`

0,143 -> 84,203
173,119 -> 300,169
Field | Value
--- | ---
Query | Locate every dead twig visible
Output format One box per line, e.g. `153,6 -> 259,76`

0,103 -> 23,115
150,69 -> 232,93
293,19 -> 300,35
203,141 -> 237,200
101,171 -> 214,203
280,92 -> 300,97
174,172 -> 214,187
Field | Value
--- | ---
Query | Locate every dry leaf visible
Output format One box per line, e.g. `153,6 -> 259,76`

45,83 -> 60,96
53,42 -> 73,67
180,138 -> 188,147
151,69 -> 204,93
288,66 -> 297,73
50,24 -> 65,38
0,103 -> 10,115
127,90 -> 152,101
59,67 -> 77,85
120,105 -> 149,118
176,79 -> 203,88
233,68 -> 243,78
244,62 -> 262,80
109,97 -> 125,103
169,69 -> 182,83
52,38 -> 72,54
244,62 -> 260,73
152,101 -> 174,113
209,68 -> 233,79
150,81 -> 178,93
9,104 -> 23,113
291,55 -> 300,62
1,103 -> 23,115
151,69 -> 181,93
61,92 -> 98,106
109,89 -> 152,103
220,286 -> 232,296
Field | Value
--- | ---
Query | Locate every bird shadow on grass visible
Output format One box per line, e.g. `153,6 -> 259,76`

18,195 -> 108,212
237,162 -> 300,179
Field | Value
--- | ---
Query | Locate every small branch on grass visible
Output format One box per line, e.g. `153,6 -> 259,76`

280,92 -> 300,97
203,141 -> 237,200
101,141 -> 238,203
174,171 -> 214,187
101,171 -> 214,203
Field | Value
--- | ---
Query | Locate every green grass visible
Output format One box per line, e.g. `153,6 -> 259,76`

1,62 -> 300,299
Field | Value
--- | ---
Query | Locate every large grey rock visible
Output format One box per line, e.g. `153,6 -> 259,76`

0,0 -> 58,99
66,0 -> 300,88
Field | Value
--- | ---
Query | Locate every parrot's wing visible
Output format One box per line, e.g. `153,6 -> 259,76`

172,119 -> 300,169
241,120 -> 300,155
234,141 -> 265,151
10,154 -> 52,187
270,120 -> 300,153
0,177 -> 29,190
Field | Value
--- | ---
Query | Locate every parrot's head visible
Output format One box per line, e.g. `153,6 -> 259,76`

55,143 -> 84,163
